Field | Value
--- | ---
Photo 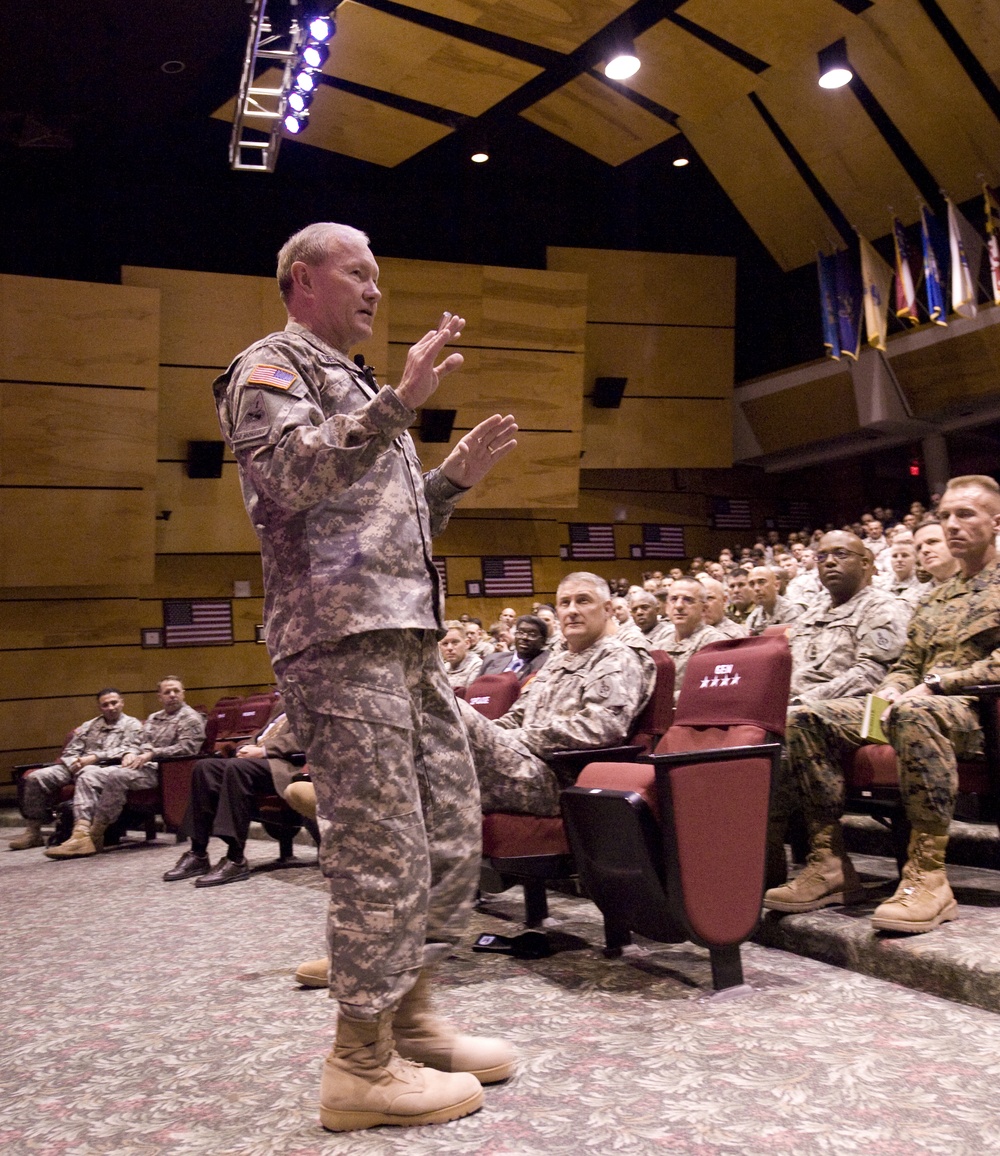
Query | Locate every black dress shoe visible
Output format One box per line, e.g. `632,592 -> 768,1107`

163,850 -> 211,881
194,856 -> 251,887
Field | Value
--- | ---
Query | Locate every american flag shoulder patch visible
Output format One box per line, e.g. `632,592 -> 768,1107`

246,364 -> 297,390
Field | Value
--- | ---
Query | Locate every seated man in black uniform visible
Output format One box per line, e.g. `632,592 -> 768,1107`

163,699 -> 303,886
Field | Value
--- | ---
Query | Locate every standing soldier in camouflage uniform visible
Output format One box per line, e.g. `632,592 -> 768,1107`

765,478 -> 1000,934
459,573 -> 656,815
47,676 -> 205,859
10,688 -> 142,850
213,222 -> 518,1132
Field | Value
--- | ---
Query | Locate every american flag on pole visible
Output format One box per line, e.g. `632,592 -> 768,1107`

984,184 -> 1000,307
566,524 -> 616,561
432,557 -> 448,597
637,525 -> 686,559
481,557 -> 533,597
711,497 -> 752,530
163,600 -> 233,647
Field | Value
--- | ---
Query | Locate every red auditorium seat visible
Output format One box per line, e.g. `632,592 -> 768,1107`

479,651 -> 676,927
561,635 -> 791,991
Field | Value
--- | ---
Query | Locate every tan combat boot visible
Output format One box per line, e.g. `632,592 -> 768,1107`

871,830 -> 957,933
44,819 -> 98,859
295,958 -> 330,988
763,822 -> 865,913
9,820 -> 44,850
393,969 -> 516,1084
319,1010 -> 483,1132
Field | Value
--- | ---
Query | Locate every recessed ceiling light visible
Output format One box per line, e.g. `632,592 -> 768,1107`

160,60 -> 185,74
605,50 -> 640,80
471,151 -> 489,163
818,38 -> 852,89
673,157 -> 689,167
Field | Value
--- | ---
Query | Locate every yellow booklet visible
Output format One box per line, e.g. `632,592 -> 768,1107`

860,694 -> 891,743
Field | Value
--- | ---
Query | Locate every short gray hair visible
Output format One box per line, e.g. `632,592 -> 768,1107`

276,222 -> 371,303
558,571 -> 611,601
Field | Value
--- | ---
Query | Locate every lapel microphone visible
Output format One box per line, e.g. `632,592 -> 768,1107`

354,353 -> 378,392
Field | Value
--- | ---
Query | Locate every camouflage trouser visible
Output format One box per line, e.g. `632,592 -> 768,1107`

275,630 -> 481,1021
786,695 -> 984,834
21,763 -> 74,821
455,698 -> 561,816
72,762 -> 158,825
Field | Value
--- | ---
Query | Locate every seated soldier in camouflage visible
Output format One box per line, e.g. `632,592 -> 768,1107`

458,572 -> 656,816
10,688 -> 143,850
46,676 -> 206,860
765,478 -> 1000,934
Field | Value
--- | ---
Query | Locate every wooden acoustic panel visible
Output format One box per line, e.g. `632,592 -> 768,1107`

0,597 -> 142,650
626,18 -> 759,121
679,98 -> 840,272
150,553 -> 264,600
154,462 -> 262,555
122,266 -> 286,369
752,59 -> 920,242
0,489 -> 156,588
938,0 -> 1000,91
677,0 -> 853,71
387,346 -> 584,432
326,2 -> 542,116
416,430 -> 582,507
378,257 -> 484,342
547,247 -> 735,328
891,324 -> 1000,418
0,644 -> 146,704
851,0 -> 1000,204
520,73 -> 678,168
0,274 -> 159,389
584,324 -> 734,399
435,515 -> 564,558
136,642 -> 275,695
0,383 -> 157,488
740,371 -> 858,454
581,398 -> 732,468
157,367 -> 232,460
400,0 -> 635,54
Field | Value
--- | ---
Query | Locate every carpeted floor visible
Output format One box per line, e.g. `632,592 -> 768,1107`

5,831 -> 1000,1155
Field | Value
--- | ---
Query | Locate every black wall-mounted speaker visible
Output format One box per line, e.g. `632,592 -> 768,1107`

592,376 -> 628,408
419,408 -> 457,442
186,440 -> 225,478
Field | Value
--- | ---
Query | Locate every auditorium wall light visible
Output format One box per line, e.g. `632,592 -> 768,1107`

818,38 -> 852,89
604,41 -> 640,80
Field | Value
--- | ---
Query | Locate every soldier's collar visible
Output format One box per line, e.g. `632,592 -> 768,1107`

284,321 -> 359,371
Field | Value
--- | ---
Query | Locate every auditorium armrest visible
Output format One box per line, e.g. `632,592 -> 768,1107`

547,745 -> 645,777
644,742 -> 783,768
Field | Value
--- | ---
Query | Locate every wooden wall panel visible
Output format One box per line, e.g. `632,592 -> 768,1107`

150,554 -> 264,599
0,383 -> 157,487
740,372 -> 858,454
481,267 -> 587,351
158,367 -> 232,459
0,274 -> 159,389
154,462 -> 261,555
582,399 -> 733,468
0,490 -> 156,587
435,516 -> 564,557
584,324 -> 734,398
0,599 -> 142,651
891,325 -> 1000,418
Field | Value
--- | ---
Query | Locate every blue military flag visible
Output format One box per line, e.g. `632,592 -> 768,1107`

834,246 -> 862,361
920,205 -> 948,326
817,251 -> 841,360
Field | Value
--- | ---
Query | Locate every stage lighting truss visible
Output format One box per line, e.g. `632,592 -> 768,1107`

229,0 -> 335,172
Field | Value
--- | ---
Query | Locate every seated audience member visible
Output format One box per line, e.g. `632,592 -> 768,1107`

726,568 -> 754,625
10,688 -> 143,850
610,577 -> 631,597
765,476 -> 1000,934
498,607 -> 518,630
914,517 -> 960,587
458,572 -> 656,816
745,566 -> 803,635
628,589 -> 672,647
883,537 -> 931,606
654,578 -> 727,698
479,615 -> 549,683
464,618 -> 493,659
534,603 -> 560,644
486,622 -> 509,651
865,519 -> 888,557
46,676 -> 205,860
699,576 -> 747,639
439,621 -> 483,689
787,547 -> 822,605
610,596 -> 631,625
163,701 -> 304,886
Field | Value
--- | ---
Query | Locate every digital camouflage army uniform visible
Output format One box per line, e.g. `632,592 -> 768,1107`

786,560 -> 1000,834
459,633 -> 656,815
77,703 -> 205,827
214,322 -> 480,1019
644,619 -> 675,649
656,622 -> 728,701
746,594 -> 803,636
709,615 -> 748,641
21,712 -> 143,821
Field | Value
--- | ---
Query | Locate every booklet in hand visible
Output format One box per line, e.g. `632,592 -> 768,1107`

860,693 -> 891,743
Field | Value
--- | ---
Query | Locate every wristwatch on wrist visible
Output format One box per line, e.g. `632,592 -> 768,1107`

923,673 -> 943,694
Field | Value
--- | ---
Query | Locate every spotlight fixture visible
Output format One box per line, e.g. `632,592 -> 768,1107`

308,14 -> 334,42
302,42 -> 329,69
818,38 -> 852,89
471,151 -> 489,163
605,42 -> 640,80
287,89 -> 313,114
293,68 -> 319,93
284,112 -> 308,134
672,157 -> 689,167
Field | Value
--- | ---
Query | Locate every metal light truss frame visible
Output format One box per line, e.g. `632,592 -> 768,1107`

229,0 -> 310,172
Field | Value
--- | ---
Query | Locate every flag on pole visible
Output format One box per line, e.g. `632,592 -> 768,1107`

920,205 -> 948,326
834,247 -> 862,360
985,184 -> 1000,307
892,218 -> 919,325
858,234 -> 895,351
817,252 -> 841,360
947,198 -> 982,319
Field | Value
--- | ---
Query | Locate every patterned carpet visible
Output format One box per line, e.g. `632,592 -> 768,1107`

5,830 -> 1000,1155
